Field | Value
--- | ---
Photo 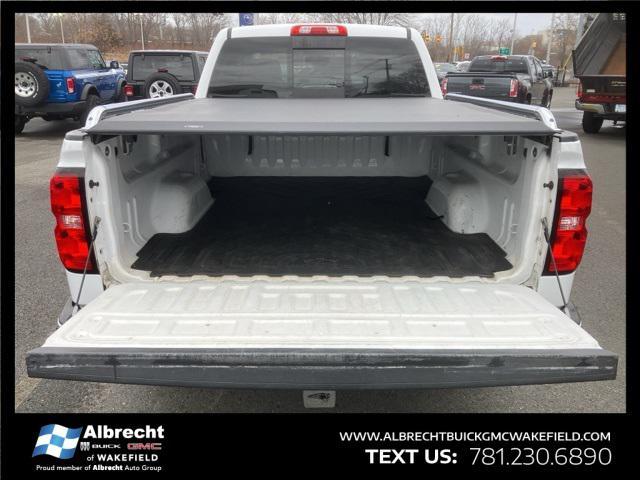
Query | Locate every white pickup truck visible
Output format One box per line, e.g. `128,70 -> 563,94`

28,24 -> 616,391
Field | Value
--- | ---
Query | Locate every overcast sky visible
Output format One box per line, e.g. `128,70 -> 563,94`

457,13 -> 556,35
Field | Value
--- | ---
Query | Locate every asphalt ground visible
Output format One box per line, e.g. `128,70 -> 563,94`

14,86 -> 626,412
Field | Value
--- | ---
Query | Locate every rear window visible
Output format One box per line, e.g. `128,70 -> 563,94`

131,54 -> 196,81
469,57 -> 529,74
208,36 -> 430,98
15,48 -> 63,70
66,49 -> 106,69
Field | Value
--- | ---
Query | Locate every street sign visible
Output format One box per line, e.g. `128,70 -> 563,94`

239,13 -> 254,26
421,32 -> 430,42
499,47 -> 510,55
464,53 -> 470,60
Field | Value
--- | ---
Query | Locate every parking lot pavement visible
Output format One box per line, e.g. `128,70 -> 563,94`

14,87 -> 626,413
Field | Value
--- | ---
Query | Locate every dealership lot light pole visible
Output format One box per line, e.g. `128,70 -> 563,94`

546,13 -> 556,63
55,13 -> 65,43
510,13 -> 518,54
138,13 -> 145,50
25,14 -> 31,43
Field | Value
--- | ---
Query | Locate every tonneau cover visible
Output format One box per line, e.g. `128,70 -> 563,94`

86,97 -> 557,135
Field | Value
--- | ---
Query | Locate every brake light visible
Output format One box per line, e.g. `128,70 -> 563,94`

124,84 -> 134,96
544,172 -> 593,275
191,85 -> 198,94
291,24 -> 347,36
509,78 -> 519,97
577,80 -> 583,99
441,77 -> 448,96
50,172 -> 96,273
491,55 -> 507,61
66,77 -> 75,94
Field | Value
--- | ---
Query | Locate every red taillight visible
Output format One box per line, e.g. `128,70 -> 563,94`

124,84 -> 134,97
66,77 -> 75,94
441,77 -> 448,95
50,172 -> 96,273
577,80 -> 583,99
544,173 -> 593,275
491,55 -> 507,61
191,85 -> 198,94
291,24 -> 347,36
509,78 -> 519,97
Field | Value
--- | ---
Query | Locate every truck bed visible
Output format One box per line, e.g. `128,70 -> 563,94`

131,177 -> 512,278
573,13 -> 626,77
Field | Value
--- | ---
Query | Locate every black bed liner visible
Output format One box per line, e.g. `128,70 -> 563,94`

131,177 -> 512,278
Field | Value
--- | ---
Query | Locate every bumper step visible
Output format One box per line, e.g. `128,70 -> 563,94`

27,347 -> 617,389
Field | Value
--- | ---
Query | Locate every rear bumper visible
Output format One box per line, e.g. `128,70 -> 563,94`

26,347 -> 617,389
575,100 -> 626,118
15,100 -> 87,117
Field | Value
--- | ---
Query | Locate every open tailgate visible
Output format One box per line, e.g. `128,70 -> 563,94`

27,281 -> 616,389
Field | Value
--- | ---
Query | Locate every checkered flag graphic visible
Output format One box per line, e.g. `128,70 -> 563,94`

32,424 -> 83,459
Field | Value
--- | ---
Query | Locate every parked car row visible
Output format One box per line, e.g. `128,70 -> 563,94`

14,43 -> 207,134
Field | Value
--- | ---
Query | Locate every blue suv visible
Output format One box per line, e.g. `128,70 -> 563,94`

14,43 -> 126,134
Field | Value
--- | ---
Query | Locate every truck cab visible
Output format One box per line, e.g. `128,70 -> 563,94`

14,43 -> 126,134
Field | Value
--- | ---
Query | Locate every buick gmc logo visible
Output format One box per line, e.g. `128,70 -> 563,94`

128,443 -> 162,450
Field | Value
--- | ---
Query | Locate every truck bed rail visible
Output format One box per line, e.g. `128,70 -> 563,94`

445,93 -> 559,131
82,93 -> 194,130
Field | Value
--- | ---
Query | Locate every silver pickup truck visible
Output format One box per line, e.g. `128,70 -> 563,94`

28,24 -> 616,391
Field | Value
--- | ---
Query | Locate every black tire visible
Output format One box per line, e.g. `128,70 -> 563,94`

143,72 -> 180,99
80,94 -> 100,125
582,111 -> 603,134
15,61 -> 50,107
15,115 -> 27,135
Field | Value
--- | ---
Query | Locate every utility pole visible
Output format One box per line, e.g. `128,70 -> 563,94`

139,14 -> 145,50
56,13 -> 65,43
510,13 -> 518,54
546,13 -> 555,63
25,14 -> 31,43
448,13 -> 455,63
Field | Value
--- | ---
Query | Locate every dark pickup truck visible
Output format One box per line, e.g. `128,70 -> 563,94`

442,55 -> 554,108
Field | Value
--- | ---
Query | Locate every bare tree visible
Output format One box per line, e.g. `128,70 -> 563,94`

185,14 -> 228,50
492,18 -> 513,50
311,12 -> 412,26
256,13 -> 310,25
552,13 -> 579,68
420,14 -> 451,61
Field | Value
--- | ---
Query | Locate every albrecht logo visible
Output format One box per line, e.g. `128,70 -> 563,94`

32,424 -> 83,459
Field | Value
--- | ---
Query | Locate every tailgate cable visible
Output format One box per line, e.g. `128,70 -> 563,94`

74,216 -> 101,312
541,218 -> 571,316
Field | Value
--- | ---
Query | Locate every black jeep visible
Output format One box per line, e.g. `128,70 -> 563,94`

124,50 -> 208,100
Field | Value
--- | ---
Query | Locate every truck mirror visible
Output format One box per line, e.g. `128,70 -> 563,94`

109,60 -> 120,70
